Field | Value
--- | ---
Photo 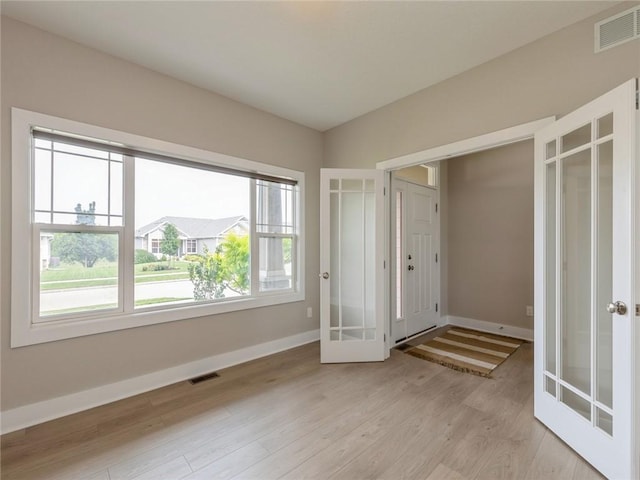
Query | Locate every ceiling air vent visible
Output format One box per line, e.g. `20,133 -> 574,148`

595,5 -> 639,53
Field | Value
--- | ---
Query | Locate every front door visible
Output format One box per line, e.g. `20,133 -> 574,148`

392,178 -> 439,343
534,78 -> 637,479
319,169 -> 386,363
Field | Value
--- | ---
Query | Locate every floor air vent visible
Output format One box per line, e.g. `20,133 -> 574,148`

188,371 -> 220,385
595,5 -> 639,53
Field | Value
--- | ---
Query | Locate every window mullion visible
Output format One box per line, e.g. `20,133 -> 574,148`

122,154 -> 136,313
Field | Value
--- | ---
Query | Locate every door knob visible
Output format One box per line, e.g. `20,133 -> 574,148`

408,265 -> 414,271
320,272 -> 330,279
606,301 -> 627,315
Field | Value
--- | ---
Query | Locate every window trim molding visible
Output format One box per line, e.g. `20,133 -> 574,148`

11,107 -> 305,347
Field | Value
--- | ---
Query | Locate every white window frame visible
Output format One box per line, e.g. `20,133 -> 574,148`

151,238 -> 161,254
11,108 -> 305,347
185,239 -> 197,255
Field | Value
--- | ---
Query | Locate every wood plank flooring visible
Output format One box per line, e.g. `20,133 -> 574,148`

1,328 -> 603,480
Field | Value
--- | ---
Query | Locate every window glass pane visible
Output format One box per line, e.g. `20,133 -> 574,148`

259,236 -> 293,291
257,181 -> 295,234
33,137 -> 125,226
53,141 -> 109,159
134,158 -> 250,309
52,152 -> 110,216
34,211 -> 51,223
34,149 -> 52,212
39,232 -> 119,318
51,212 -> 110,226
110,161 -> 123,218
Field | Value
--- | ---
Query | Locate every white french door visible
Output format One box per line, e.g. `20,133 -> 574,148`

320,169 -> 386,363
534,79 -> 637,479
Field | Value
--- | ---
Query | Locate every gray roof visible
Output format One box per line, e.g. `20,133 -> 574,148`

135,216 -> 247,239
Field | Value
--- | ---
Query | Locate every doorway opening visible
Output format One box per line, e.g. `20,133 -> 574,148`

378,117 -> 555,355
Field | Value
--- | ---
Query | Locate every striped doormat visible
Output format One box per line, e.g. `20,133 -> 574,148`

405,327 -> 525,377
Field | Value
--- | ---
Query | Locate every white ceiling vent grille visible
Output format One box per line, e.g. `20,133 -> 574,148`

595,5 -> 639,53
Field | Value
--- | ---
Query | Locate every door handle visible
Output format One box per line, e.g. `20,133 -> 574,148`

606,301 -> 627,315
320,272 -> 330,279
407,265 -> 414,271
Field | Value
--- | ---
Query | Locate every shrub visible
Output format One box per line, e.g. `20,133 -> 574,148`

183,254 -> 204,262
135,249 -> 158,264
141,264 -> 172,272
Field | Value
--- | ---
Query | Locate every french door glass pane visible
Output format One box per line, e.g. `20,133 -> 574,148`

561,385 -> 591,421
329,178 -> 376,341
561,148 -> 591,395
597,141 -> 614,409
561,123 -> 591,153
545,162 -> 557,375
597,408 -> 613,436
341,192 -> 364,327
330,192 -> 340,328
597,113 -> 613,139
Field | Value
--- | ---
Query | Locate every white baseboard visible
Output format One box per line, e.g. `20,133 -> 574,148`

443,315 -> 533,342
1,328 -> 320,435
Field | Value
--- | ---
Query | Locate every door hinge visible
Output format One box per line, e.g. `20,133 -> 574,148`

435,303 -> 439,313
384,187 -> 386,195
383,260 -> 386,269
636,304 -> 640,316
384,333 -> 387,342
435,253 -> 438,263
435,203 -> 438,213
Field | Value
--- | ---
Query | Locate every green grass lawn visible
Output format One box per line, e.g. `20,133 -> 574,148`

41,260 -> 192,289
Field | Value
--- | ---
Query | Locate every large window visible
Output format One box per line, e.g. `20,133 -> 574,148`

11,108 -> 304,346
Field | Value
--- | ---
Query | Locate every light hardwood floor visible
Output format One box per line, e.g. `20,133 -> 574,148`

1,328 -> 603,480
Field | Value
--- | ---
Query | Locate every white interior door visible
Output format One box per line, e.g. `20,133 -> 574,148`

320,168 -> 385,363
534,79 -> 637,479
392,179 -> 439,343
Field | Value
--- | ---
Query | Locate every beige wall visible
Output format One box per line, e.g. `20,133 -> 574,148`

324,2 -> 640,169
446,141 -> 534,329
324,2 -> 639,330
0,17 -> 323,410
